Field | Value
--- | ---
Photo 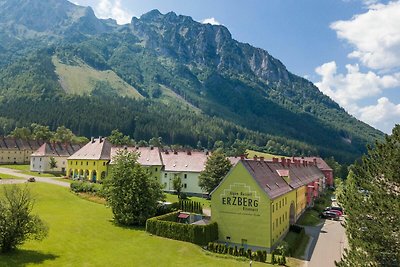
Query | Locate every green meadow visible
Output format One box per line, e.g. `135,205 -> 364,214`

0,183 -> 299,267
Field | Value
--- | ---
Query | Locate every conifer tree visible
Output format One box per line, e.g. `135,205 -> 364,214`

336,125 -> 400,267
198,151 -> 232,194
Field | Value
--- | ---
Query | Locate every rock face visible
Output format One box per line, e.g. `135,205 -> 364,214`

0,2 -> 384,162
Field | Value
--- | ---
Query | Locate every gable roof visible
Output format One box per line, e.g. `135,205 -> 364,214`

161,150 -> 209,173
217,159 -> 324,200
110,146 -> 163,166
0,137 -> 43,150
68,138 -> 111,160
292,157 -> 333,171
32,143 -> 82,157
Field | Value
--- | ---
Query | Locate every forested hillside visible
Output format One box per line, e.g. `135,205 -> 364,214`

0,1 -> 384,163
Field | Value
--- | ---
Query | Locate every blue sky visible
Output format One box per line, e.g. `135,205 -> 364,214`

72,0 -> 400,134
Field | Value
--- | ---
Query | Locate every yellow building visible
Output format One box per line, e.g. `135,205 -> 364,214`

211,157 -> 324,251
67,137 -> 111,182
0,138 -> 43,164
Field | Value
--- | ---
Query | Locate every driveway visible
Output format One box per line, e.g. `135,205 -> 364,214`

0,167 -> 71,188
302,218 -> 348,267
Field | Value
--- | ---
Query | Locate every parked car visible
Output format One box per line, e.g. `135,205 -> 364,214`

324,207 -> 343,216
330,206 -> 343,213
27,177 -> 36,182
320,211 -> 339,220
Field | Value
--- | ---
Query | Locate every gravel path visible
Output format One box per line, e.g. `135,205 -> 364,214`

0,167 -> 71,188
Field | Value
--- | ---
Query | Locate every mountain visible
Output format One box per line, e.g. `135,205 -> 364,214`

0,1 -> 384,163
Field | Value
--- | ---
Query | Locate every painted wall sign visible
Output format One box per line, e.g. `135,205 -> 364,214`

220,182 -> 261,216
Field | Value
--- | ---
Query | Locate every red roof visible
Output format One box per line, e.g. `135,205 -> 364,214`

240,159 -> 324,200
32,143 -> 82,157
178,213 -> 190,219
161,150 -> 209,173
68,138 -> 111,160
292,157 -> 333,171
110,147 -> 163,166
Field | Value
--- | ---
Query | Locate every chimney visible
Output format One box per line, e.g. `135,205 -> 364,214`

281,157 -> 286,166
91,137 -> 94,143
253,155 -> 258,160
206,151 -> 209,155
99,136 -> 103,143
173,150 -> 178,155
150,146 -> 154,150
165,150 -> 169,154
313,158 -> 317,165
187,151 -> 191,155
123,145 -> 127,150
240,155 -> 245,160
260,156 -> 264,161
272,157 -> 279,163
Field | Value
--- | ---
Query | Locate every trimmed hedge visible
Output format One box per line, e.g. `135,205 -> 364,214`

206,242 -> 267,263
179,200 -> 202,214
146,211 -> 218,246
70,181 -> 105,197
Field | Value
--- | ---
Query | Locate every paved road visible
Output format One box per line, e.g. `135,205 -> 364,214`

303,218 -> 348,267
0,167 -> 70,188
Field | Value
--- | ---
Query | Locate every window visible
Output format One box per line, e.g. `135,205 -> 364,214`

184,174 -> 187,179
40,158 -> 42,161
272,205 -> 274,213
81,162 -> 83,165
103,162 -> 106,166
164,173 -> 167,177
76,161 -> 78,165
155,168 -> 158,171
86,162 -> 88,165
93,162 -> 96,166
226,236 -> 231,240
184,184 -> 187,188
276,203 -> 278,210
33,158 -> 35,161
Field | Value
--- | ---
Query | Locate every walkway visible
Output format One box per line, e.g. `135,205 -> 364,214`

0,167 -> 70,188
303,218 -> 348,267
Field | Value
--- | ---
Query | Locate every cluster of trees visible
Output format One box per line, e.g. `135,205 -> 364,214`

8,123 -> 88,144
337,125 -> 400,266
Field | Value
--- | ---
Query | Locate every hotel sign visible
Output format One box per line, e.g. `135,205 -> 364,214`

220,182 -> 261,216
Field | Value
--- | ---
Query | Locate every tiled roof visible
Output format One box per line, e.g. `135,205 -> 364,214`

68,138 -> 111,160
0,137 -> 43,150
32,143 -> 82,157
110,146 -> 163,166
292,157 -> 333,171
161,150 -> 209,173
241,159 -> 324,199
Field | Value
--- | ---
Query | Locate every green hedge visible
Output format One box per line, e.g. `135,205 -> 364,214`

146,211 -> 218,246
206,242 -> 267,262
70,181 -> 105,197
179,200 -> 202,214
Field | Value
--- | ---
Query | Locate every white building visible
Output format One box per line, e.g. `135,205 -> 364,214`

160,150 -> 210,196
31,143 -> 82,174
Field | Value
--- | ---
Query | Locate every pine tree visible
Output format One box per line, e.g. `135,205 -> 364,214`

336,125 -> 400,267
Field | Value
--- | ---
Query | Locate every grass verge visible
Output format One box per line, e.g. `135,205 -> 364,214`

0,165 -> 62,177
297,209 -> 321,226
0,183 -> 275,266
0,172 -> 24,179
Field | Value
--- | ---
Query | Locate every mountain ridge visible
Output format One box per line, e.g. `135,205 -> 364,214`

0,1 -> 384,162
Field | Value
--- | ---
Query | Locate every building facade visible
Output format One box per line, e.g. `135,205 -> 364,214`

30,142 -> 82,173
0,137 -> 43,164
67,137 -> 111,182
211,157 -> 324,251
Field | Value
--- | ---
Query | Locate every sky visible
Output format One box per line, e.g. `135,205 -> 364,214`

72,0 -> 400,134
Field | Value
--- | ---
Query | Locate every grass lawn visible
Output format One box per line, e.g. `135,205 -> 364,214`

284,231 -> 310,259
0,165 -> 62,177
0,172 -> 24,180
165,193 -> 211,208
297,209 -> 322,226
0,183 -> 298,267
246,150 -> 282,159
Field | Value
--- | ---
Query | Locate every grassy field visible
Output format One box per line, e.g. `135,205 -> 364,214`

53,56 -> 142,99
0,183 -> 300,267
0,172 -> 24,179
297,209 -> 322,226
246,150 -> 282,159
0,165 -> 62,177
284,231 -> 310,259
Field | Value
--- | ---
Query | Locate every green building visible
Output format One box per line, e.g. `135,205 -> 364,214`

211,158 -> 323,251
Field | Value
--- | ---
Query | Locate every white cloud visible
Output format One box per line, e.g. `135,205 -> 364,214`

93,0 -> 132,25
315,61 -> 400,133
201,17 -> 221,25
331,1 -> 400,70
358,97 -> 400,133
315,61 -> 400,107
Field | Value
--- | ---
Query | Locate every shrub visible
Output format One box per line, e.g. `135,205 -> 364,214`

146,211 -> 218,246
205,242 -> 267,262
70,181 -> 105,197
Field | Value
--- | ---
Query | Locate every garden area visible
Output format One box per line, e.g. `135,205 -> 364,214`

0,182 -> 290,266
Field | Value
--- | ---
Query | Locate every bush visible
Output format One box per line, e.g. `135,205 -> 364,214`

70,181 -> 105,197
146,211 -> 218,246
179,200 -> 202,214
205,242 -> 267,262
